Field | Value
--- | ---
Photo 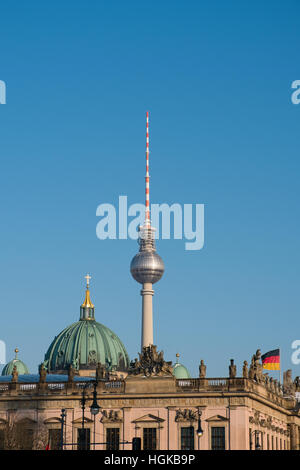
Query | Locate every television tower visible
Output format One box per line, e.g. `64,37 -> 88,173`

130,112 -> 165,351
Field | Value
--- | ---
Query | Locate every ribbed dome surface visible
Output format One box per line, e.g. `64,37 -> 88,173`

2,358 -> 29,376
44,320 -> 129,373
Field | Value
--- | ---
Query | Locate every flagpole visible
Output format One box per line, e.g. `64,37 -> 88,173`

279,347 -> 281,385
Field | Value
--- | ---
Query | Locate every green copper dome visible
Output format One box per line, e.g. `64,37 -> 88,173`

2,348 -> 29,376
44,320 -> 129,373
172,354 -> 191,379
43,277 -> 129,374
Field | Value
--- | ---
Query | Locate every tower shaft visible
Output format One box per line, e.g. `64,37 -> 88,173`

141,282 -> 154,349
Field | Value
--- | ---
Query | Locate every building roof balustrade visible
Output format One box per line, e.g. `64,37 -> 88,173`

0,377 -> 126,396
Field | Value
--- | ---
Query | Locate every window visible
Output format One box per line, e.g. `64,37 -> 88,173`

211,427 -> 225,450
106,428 -> 120,450
272,436 -> 274,450
77,428 -> 90,450
143,428 -> 157,450
21,428 -> 34,450
249,428 -> 252,450
48,429 -> 61,450
267,434 -> 270,450
181,427 -> 194,450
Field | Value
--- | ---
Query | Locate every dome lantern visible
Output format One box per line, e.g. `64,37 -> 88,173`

80,274 -> 95,320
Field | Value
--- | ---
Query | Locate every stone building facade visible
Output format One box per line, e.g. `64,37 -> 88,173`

0,348 -> 299,451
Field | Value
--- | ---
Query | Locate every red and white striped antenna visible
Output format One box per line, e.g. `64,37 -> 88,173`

145,111 -> 151,226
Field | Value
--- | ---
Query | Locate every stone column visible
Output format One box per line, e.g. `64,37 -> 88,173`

64,408 -> 74,450
289,423 -> 299,450
227,405 -> 248,450
167,407 -> 177,450
122,407 -> 132,450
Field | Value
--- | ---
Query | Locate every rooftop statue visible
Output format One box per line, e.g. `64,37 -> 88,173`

11,365 -> 18,383
129,345 -> 173,377
229,359 -> 237,378
294,376 -> 300,390
242,361 -> 248,379
68,364 -> 75,383
284,370 -> 296,395
248,349 -> 263,383
249,355 -> 255,380
199,360 -> 206,378
96,363 -> 106,380
39,364 -> 47,383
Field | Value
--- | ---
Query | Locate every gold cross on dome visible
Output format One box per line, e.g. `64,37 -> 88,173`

85,274 -> 91,288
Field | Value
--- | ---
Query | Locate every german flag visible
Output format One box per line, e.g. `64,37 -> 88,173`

261,349 -> 280,371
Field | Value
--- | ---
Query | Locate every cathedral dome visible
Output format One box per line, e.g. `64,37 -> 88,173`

2,348 -> 29,376
43,320 -> 129,374
172,354 -> 191,379
43,276 -> 129,374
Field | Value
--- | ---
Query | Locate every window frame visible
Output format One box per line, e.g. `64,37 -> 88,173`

48,428 -> 61,450
77,427 -> 91,450
180,425 -> 195,450
106,427 -> 120,451
143,427 -> 157,450
210,425 -> 226,451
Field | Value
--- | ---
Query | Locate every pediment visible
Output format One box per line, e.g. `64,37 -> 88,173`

44,417 -> 61,424
17,417 -> 37,425
206,415 -> 228,422
72,417 -> 93,424
132,414 -> 165,424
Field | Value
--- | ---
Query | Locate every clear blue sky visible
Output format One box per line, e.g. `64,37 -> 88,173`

0,0 -> 300,379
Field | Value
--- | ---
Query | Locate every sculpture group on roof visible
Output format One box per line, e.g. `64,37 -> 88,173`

129,345 -> 173,377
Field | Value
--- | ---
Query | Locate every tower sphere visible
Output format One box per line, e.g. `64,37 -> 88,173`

130,225 -> 164,284
130,250 -> 164,284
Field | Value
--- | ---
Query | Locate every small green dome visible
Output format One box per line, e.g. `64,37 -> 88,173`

172,354 -> 191,379
44,319 -> 129,373
2,349 -> 29,376
173,363 -> 191,379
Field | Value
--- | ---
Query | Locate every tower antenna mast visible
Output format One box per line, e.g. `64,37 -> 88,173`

145,111 -> 150,227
